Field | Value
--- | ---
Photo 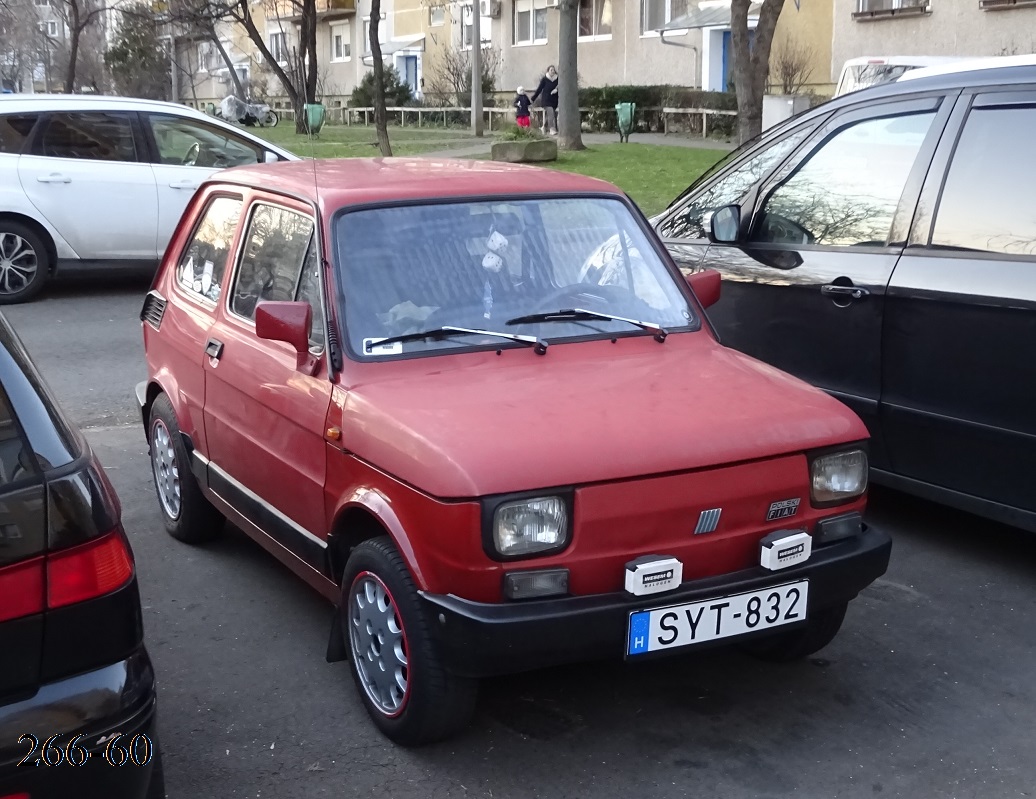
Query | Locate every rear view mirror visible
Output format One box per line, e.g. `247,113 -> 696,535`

255,301 -> 318,373
686,268 -> 722,309
708,205 -> 741,244
264,150 -> 280,164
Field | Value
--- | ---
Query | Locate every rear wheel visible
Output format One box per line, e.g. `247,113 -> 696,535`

739,602 -> 848,663
263,110 -> 279,127
148,394 -> 223,544
0,221 -> 49,304
342,537 -> 477,745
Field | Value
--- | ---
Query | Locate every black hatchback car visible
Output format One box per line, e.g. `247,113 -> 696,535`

0,314 -> 162,797
650,56 -> 1036,534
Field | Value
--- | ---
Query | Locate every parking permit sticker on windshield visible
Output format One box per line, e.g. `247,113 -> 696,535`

363,338 -> 403,356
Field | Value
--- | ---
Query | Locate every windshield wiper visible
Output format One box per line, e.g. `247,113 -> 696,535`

365,325 -> 548,355
506,308 -> 668,342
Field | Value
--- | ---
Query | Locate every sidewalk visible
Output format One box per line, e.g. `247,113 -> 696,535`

419,130 -> 734,160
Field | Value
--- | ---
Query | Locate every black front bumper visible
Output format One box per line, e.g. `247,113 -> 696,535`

0,647 -> 160,798
420,527 -> 892,678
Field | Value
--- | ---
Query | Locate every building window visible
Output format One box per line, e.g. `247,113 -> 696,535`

461,5 -> 492,48
362,14 -> 387,52
38,20 -> 59,37
514,0 -> 547,44
429,5 -> 445,25
269,31 -> 287,62
852,0 -> 930,18
642,0 -> 688,33
579,0 -> 612,37
32,0 -> 51,7
330,21 -> 351,61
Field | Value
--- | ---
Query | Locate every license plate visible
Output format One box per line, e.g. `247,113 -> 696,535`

627,580 -> 808,656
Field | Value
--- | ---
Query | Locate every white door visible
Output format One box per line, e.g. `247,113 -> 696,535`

17,111 -> 158,260
142,113 -> 271,253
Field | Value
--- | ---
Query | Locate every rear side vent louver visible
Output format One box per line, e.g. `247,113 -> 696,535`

140,291 -> 167,330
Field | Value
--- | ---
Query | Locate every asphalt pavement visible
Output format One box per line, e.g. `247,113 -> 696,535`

8,271 -> 1036,799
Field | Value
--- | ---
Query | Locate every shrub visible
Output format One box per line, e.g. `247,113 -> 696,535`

577,85 -> 737,132
350,67 -> 413,108
496,124 -> 546,141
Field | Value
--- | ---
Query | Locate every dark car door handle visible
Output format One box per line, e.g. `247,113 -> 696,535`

821,284 -> 870,300
205,338 -> 224,360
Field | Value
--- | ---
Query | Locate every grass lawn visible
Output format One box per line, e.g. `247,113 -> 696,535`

547,144 -> 724,217
252,123 -> 480,158
249,123 -> 725,216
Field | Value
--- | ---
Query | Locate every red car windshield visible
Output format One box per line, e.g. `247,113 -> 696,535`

333,197 -> 697,358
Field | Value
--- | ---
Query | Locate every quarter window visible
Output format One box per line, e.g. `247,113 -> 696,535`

177,196 -> 243,303
930,105 -> 1036,256
230,204 -> 315,322
38,112 -> 137,163
0,114 -> 38,154
147,114 -> 263,168
0,389 -> 35,488
751,111 -> 935,248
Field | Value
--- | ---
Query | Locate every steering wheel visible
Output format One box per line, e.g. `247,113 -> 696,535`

758,213 -> 816,246
182,142 -> 201,167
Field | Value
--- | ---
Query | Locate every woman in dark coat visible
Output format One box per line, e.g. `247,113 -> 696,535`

531,65 -> 559,135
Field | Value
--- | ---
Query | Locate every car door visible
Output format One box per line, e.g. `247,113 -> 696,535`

654,118 -> 822,276
700,96 -> 953,469
202,197 -> 332,557
882,88 -> 1036,515
17,110 -> 158,260
141,112 -> 272,256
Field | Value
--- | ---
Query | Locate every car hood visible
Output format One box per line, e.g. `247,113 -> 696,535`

338,335 -> 868,498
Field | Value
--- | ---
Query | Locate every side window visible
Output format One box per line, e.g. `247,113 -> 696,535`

230,204 -> 315,321
37,112 -> 138,162
0,389 -> 36,487
177,196 -> 243,303
0,114 -> 39,154
147,114 -> 263,168
751,111 -> 936,248
930,105 -> 1036,256
296,244 -> 325,351
658,127 -> 811,240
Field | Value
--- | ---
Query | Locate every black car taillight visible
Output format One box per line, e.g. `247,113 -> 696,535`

0,556 -> 44,623
47,530 -> 134,608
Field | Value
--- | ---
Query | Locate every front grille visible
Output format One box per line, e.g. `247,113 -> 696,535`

140,291 -> 167,330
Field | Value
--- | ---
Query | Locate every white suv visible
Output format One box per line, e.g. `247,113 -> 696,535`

0,95 -> 297,303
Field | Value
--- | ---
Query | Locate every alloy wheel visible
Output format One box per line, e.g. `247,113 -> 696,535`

150,419 -> 181,519
348,572 -> 410,717
0,232 -> 39,296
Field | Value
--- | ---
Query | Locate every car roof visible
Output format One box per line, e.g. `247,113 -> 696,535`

213,158 -> 627,208
0,93 -> 215,120
897,53 -> 1036,83
841,55 -> 964,68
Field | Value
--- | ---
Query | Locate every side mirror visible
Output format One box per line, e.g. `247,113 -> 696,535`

686,268 -> 721,309
264,150 -> 280,164
255,301 -> 317,373
707,205 -> 741,244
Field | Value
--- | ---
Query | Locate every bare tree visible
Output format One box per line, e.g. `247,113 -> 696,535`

729,0 -> 784,144
52,0 -> 107,91
556,0 -> 582,150
424,43 -> 500,105
369,0 -> 391,155
769,32 -> 815,95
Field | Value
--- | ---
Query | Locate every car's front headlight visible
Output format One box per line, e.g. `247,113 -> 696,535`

493,496 -> 569,558
811,449 -> 868,505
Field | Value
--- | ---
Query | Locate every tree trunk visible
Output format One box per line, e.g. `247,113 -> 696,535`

211,32 -> 246,98
730,0 -> 784,145
369,0 -> 392,156
232,0 -> 299,109
63,0 -> 80,92
556,0 -> 583,151
470,4 -> 483,137
293,0 -> 319,133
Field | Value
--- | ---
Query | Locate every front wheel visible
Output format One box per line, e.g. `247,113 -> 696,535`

263,110 -> 278,127
342,537 -> 477,745
739,602 -> 848,663
0,221 -> 50,304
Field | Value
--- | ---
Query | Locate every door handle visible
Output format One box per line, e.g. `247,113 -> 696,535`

169,180 -> 200,189
36,173 -> 71,183
205,338 -> 224,360
821,284 -> 870,300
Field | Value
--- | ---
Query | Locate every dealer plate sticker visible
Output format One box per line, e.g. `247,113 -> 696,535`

627,580 -> 808,656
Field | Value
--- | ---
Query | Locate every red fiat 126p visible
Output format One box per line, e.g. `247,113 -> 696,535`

137,159 -> 891,745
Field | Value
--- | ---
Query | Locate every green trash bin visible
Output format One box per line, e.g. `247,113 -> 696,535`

615,102 -> 636,143
304,102 -> 327,135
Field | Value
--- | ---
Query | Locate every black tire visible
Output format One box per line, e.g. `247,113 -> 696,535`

0,220 -> 50,304
148,394 -> 223,544
263,110 -> 279,127
342,536 -> 477,745
739,602 -> 848,663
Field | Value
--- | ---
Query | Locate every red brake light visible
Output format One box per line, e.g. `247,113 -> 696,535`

0,556 -> 44,623
47,531 -> 134,609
